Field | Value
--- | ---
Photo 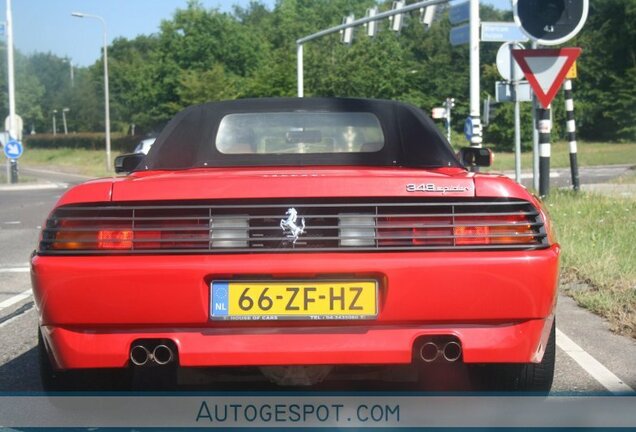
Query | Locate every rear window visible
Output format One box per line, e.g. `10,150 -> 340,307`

215,112 -> 385,155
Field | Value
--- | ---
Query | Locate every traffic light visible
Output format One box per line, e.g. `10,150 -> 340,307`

389,1 -> 405,32
419,6 -> 437,31
512,0 -> 588,45
340,14 -> 354,44
365,7 -> 379,37
482,95 -> 498,127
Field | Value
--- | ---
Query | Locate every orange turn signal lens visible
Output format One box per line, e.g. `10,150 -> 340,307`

454,214 -> 535,245
454,225 -> 490,245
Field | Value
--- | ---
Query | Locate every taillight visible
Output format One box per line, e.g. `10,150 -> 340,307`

46,219 -> 209,251
97,230 -> 133,249
376,213 -> 538,247
454,214 -> 536,245
378,217 -> 453,246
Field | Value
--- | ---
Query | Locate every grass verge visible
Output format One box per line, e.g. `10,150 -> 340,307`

486,141 -> 636,172
15,148 -> 120,178
547,189 -> 636,337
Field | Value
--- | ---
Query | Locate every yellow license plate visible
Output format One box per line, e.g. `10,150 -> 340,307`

210,281 -> 377,320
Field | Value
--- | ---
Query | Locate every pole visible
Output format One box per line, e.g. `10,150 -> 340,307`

510,44 -> 521,184
468,0 -> 482,148
71,13 -> 111,170
564,79 -> 580,191
62,109 -> 69,135
6,0 -> 18,183
102,23 -> 111,171
52,111 -> 57,135
297,43 -> 304,97
445,98 -> 452,145
538,105 -> 551,198
531,42 -> 539,192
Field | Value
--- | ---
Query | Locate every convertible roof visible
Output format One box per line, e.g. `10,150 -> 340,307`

140,97 -> 462,170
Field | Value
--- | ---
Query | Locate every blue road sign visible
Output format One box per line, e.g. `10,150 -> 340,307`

3,139 -> 23,159
450,24 -> 470,46
481,22 -> 529,43
449,1 -> 470,25
464,117 -> 473,143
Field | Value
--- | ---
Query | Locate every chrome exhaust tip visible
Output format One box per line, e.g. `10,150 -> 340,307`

130,345 -> 151,366
442,341 -> 462,362
153,344 -> 174,365
419,341 -> 440,362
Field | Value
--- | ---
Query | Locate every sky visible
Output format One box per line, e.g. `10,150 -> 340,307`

2,0 -> 512,67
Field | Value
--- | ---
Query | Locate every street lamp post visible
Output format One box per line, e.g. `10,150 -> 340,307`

71,12 -> 111,171
63,58 -> 75,87
52,110 -> 57,135
62,108 -> 70,134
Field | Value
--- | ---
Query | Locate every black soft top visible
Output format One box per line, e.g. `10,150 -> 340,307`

140,97 -> 462,170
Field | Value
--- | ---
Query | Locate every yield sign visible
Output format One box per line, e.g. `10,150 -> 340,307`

511,48 -> 581,108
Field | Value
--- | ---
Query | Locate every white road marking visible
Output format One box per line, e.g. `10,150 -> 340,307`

0,289 -> 32,310
3,221 -> 21,225
0,183 -> 66,192
0,306 -> 34,328
21,166 -> 94,180
556,328 -> 634,393
0,267 -> 30,273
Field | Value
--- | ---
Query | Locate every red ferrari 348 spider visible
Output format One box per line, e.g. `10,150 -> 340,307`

32,98 -> 559,390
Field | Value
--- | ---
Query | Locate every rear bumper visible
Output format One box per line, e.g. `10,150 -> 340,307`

32,247 -> 559,370
41,316 -> 554,369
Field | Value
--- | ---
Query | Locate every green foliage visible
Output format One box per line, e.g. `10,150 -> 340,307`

4,0 -> 635,146
24,133 -> 142,153
568,0 -> 636,142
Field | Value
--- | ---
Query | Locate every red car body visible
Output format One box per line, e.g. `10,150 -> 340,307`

32,98 -> 559,390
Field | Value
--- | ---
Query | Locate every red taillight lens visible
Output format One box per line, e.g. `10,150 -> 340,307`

378,217 -> 453,246
454,214 -> 535,245
97,230 -> 133,249
376,213 -> 537,247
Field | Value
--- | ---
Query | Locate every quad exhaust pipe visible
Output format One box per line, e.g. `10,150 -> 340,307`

442,341 -> 462,362
418,340 -> 462,363
130,345 -> 152,366
153,344 -> 174,365
130,343 -> 175,366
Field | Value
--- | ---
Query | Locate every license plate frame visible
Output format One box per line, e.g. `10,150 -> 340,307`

209,280 -> 378,321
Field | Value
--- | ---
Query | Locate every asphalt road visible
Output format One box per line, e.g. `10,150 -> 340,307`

0,166 -> 634,393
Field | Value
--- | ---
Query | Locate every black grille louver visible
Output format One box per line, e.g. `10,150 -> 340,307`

39,198 -> 548,255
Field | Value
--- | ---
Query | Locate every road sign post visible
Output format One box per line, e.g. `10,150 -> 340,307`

513,0 -> 588,196
444,98 -> 455,145
468,0 -> 482,148
510,44 -> 522,185
494,42 -> 526,184
3,138 -> 22,184
564,79 -> 580,191
512,47 -> 581,196
537,106 -> 551,198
